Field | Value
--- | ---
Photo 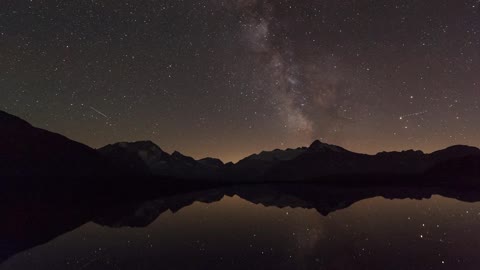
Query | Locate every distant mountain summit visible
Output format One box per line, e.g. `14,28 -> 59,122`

98,141 -> 220,179
198,157 -> 224,168
97,141 -> 161,175
308,139 -> 349,152
429,145 -> 480,162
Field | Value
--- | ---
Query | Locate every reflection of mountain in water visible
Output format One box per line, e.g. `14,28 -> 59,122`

3,183 -> 480,264
94,184 -> 480,227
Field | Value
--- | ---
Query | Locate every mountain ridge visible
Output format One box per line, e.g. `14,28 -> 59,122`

1,110 -> 479,182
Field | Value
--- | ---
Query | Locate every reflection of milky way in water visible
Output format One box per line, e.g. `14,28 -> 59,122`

3,195 -> 480,270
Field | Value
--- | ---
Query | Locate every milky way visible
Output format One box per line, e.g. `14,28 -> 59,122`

228,0 -> 356,145
1,0 -> 479,161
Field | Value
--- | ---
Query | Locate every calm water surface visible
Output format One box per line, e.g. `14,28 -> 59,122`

2,193 -> 480,270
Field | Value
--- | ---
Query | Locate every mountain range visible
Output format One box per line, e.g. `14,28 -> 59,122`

1,110 -> 479,183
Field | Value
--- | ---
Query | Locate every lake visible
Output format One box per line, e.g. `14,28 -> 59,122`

1,185 -> 480,269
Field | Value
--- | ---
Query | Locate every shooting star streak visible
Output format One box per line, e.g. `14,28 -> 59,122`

399,110 -> 428,120
90,106 -> 109,119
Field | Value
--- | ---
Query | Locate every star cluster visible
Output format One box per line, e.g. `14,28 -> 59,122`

1,0 -> 479,161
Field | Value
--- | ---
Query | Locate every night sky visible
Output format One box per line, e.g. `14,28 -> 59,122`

1,0 -> 479,162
